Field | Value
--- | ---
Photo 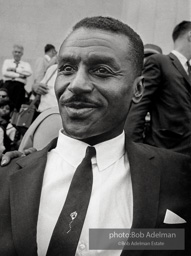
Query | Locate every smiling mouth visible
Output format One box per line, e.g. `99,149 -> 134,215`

65,101 -> 98,108
64,102 -> 98,118
65,106 -> 96,118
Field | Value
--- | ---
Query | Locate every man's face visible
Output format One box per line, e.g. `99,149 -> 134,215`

12,47 -> 23,62
55,28 -> 138,144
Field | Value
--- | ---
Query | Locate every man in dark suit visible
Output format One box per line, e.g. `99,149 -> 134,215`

125,21 -> 191,155
0,17 -> 191,256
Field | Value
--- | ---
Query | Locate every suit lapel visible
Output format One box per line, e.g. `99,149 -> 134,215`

121,139 -> 161,256
127,141 -> 161,229
169,52 -> 191,86
10,139 -> 57,256
10,136 -> 160,256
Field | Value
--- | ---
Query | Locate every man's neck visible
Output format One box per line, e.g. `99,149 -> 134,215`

62,127 -> 124,146
14,59 -> 21,63
174,43 -> 191,60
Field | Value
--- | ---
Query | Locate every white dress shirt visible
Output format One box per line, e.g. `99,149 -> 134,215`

34,55 -> 51,83
0,128 -> 5,153
0,123 -> 16,154
38,64 -> 58,113
2,59 -> 32,84
171,50 -> 189,74
37,131 -> 133,256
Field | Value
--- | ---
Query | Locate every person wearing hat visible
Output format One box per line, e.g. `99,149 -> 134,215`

126,21 -> 191,155
143,43 -> 162,63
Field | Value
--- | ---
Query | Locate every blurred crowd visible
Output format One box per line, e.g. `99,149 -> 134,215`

0,43 -> 58,154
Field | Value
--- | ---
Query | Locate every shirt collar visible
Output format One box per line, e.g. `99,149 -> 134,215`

171,50 -> 188,68
13,59 -> 22,64
54,130 -> 126,171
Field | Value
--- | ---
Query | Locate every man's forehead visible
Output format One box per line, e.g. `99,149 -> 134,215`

13,47 -> 22,52
59,28 -> 130,56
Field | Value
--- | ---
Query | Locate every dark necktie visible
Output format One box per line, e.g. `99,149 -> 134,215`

46,146 -> 96,256
14,60 -> 19,68
187,61 -> 191,82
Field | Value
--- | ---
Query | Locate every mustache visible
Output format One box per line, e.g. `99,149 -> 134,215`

61,95 -> 100,106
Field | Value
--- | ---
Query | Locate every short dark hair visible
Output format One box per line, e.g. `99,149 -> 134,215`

70,16 -> 144,76
44,44 -> 55,53
172,21 -> 191,42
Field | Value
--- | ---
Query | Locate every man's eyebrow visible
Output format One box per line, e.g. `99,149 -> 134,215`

87,55 -> 117,65
58,55 -> 79,64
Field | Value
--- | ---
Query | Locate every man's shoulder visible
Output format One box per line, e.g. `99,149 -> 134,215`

3,59 -> 13,64
129,140 -> 191,163
129,142 -> 191,183
0,157 -> 22,184
144,54 -> 175,75
19,59 -> 28,63
35,56 -> 47,65
147,53 -> 170,64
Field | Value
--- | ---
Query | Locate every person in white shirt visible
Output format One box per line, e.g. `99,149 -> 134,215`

2,44 -> 32,111
0,17 -> 191,256
34,64 -> 58,113
126,21 -> 191,155
33,44 -> 57,85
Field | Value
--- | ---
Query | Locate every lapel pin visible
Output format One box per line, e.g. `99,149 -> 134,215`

67,211 -> 78,233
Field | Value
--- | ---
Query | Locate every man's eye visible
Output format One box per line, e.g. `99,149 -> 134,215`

92,67 -> 113,77
59,65 -> 76,75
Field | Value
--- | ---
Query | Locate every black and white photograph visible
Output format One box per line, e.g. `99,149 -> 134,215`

0,0 -> 191,255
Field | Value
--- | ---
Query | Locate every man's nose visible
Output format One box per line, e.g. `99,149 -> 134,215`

68,67 -> 93,94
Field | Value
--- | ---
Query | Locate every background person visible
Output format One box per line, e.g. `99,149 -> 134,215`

2,44 -> 32,111
0,99 -> 16,153
125,21 -> 191,155
141,43 -> 163,140
34,64 -> 58,113
33,43 -> 57,85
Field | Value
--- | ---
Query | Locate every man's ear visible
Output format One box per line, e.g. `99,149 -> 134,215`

132,76 -> 144,104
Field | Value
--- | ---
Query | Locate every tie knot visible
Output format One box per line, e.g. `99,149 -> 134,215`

86,146 -> 96,159
14,60 -> 19,67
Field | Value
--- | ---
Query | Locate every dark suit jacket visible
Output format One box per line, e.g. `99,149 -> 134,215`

125,53 -> 191,155
0,137 -> 191,256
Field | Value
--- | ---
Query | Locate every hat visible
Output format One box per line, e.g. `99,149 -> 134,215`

144,44 -> 162,56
